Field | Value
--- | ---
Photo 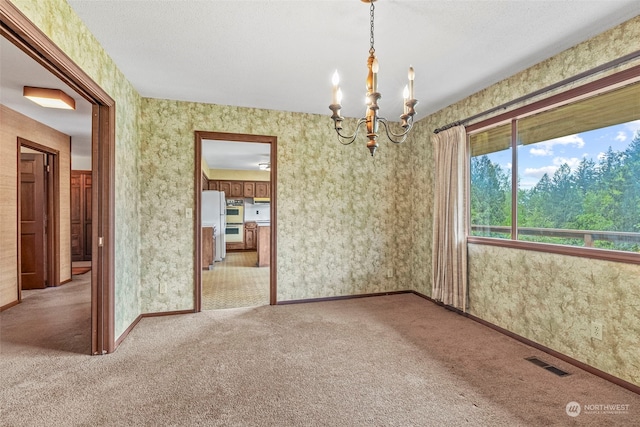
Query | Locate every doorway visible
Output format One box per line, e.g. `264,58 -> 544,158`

194,131 -> 277,311
18,140 -> 59,291
1,3 -> 115,354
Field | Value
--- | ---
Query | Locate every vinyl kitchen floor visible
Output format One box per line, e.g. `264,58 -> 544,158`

202,251 -> 270,310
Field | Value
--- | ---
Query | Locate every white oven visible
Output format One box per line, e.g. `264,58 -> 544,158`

225,224 -> 244,243
226,205 -> 244,224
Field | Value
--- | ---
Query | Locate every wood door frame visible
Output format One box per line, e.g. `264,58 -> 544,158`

1,1 -> 116,354
194,131 -> 278,311
17,138 -> 59,293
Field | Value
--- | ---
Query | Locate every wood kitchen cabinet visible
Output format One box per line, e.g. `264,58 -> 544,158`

202,227 -> 215,269
257,225 -> 270,267
219,181 -> 244,198
218,181 -> 231,196
210,180 -> 270,198
255,181 -> 270,198
243,181 -> 255,197
244,222 -> 257,250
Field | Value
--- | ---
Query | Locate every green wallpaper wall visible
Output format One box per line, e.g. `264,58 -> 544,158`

138,99 -> 417,312
409,16 -> 640,386
12,0 -> 143,338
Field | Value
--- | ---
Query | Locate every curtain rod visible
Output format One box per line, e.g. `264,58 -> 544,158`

433,49 -> 640,134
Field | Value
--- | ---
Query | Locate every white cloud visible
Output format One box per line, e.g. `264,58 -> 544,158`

615,131 -> 627,142
524,165 -> 557,179
625,120 -> 640,134
505,162 -> 512,170
553,157 -> 581,170
597,151 -> 607,160
530,147 -> 550,156
527,134 -> 585,156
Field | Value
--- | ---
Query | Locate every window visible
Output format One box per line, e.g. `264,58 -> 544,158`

469,71 -> 640,258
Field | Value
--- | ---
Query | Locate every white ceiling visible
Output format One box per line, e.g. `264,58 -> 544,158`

203,140 -> 271,171
0,37 -> 93,159
66,0 -> 640,121
2,1 -> 639,170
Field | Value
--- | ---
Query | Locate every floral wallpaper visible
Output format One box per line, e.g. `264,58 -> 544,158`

138,99 -> 416,311
468,244 -> 640,385
13,0 -> 143,338
408,16 -> 640,386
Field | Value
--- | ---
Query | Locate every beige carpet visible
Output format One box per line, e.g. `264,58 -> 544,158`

1,291 -> 638,426
202,251 -> 269,310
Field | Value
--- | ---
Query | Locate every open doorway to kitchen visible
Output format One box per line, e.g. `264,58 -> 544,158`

194,131 -> 277,311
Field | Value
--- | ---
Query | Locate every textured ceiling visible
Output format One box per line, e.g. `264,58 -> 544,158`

67,0 -> 640,121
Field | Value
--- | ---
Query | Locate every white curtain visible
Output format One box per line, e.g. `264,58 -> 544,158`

431,125 -> 468,311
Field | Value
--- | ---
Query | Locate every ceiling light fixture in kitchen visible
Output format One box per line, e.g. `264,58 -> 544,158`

258,162 -> 271,171
23,86 -> 76,110
329,0 -> 417,157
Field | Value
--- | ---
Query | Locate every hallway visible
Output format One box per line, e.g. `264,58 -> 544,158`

1,271 -> 91,355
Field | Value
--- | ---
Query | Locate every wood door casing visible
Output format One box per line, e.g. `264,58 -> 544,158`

20,153 -> 47,289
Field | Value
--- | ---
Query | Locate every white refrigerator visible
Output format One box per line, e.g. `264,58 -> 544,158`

202,190 -> 226,261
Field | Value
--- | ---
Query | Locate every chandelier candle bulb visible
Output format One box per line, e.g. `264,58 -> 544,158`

372,57 -> 379,93
403,85 -> 409,114
332,70 -> 340,105
408,66 -> 415,99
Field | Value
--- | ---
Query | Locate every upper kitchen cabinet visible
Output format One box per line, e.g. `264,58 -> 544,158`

209,180 -> 269,198
255,181 -> 270,198
218,181 -> 244,198
243,181 -> 255,198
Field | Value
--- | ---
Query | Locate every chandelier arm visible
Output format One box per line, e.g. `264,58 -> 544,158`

334,119 -> 367,145
377,118 -> 412,144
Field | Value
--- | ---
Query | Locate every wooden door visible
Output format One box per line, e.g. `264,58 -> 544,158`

71,171 -> 92,261
20,153 -> 47,289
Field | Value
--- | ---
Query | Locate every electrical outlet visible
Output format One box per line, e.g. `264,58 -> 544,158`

387,268 -> 394,278
159,282 -> 167,294
590,322 -> 603,340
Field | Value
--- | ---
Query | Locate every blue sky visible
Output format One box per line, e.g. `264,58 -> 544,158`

483,120 -> 640,190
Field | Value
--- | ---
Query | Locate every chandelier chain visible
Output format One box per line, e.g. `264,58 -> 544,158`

369,1 -> 375,54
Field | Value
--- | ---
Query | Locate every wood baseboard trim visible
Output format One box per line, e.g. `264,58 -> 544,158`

59,278 -> 72,285
114,309 -> 197,351
409,291 -> 640,395
141,309 -> 196,318
0,300 -> 20,312
114,314 -> 143,350
276,290 -> 414,305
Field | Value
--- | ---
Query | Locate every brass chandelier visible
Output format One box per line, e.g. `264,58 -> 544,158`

329,0 -> 418,156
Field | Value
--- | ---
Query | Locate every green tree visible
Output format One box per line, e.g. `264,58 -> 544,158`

470,155 -> 510,231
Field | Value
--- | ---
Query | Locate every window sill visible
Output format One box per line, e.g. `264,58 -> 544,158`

467,236 -> 640,265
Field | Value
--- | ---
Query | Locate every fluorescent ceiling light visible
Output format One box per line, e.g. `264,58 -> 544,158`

23,86 -> 76,110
